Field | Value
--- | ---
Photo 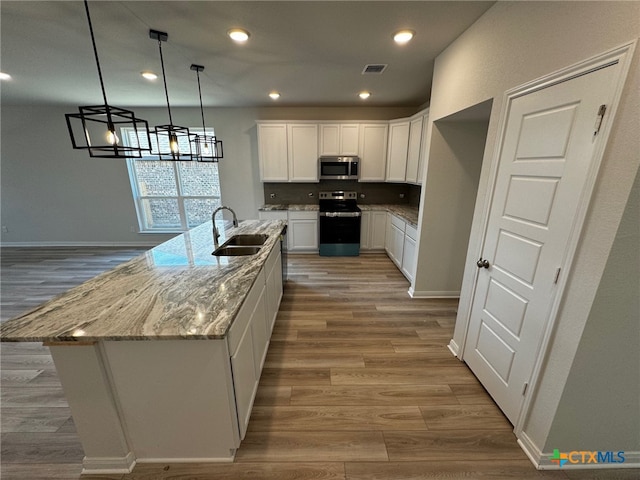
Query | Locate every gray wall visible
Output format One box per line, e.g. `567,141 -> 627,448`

421,0 -> 639,460
413,119 -> 488,295
544,168 -> 640,452
1,105 -> 414,245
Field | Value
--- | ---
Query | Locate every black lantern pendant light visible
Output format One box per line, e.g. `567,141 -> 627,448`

190,65 -> 223,162
149,30 -> 194,161
65,0 -> 151,158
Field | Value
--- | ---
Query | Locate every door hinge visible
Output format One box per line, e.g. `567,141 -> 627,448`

593,104 -> 607,137
522,382 -> 529,396
554,267 -> 561,284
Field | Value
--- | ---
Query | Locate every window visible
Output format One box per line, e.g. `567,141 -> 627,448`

123,128 -> 222,232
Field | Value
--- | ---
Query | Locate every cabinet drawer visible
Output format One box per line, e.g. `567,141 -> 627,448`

288,210 -> 318,220
390,214 -> 406,232
405,223 -> 417,241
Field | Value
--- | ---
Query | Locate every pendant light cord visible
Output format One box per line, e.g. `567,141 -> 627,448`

83,0 -> 109,106
195,70 -> 207,132
157,38 -> 174,125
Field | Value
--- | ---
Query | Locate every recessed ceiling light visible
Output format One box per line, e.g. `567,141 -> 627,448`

228,28 -> 250,43
0,72 -> 12,81
269,91 -> 281,100
393,29 -> 415,44
141,71 -> 157,80
359,91 -> 371,100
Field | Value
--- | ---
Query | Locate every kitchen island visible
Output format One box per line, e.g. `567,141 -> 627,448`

0,220 -> 286,474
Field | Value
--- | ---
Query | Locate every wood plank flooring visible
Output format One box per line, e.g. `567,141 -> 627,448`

1,248 -> 632,479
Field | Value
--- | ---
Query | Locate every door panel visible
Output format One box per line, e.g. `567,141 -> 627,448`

463,63 -> 620,424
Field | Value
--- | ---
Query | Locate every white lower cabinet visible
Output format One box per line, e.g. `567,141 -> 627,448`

401,224 -> 418,283
360,210 -> 387,250
386,213 -> 405,268
265,244 -> 283,333
385,213 -> 418,282
228,244 -> 283,440
288,211 -> 318,252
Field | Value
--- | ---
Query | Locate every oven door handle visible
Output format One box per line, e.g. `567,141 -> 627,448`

320,211 -> 362,218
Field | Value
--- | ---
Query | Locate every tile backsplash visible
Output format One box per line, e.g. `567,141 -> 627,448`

264,181 -> 422,207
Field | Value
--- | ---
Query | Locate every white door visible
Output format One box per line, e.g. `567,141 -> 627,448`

463,63 -> 621,424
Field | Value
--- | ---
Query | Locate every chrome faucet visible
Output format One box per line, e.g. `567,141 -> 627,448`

212,206 -> 238,248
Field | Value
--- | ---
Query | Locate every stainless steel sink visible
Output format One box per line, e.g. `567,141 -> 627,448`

224,234 -> 269,246
213,246 -> 261,256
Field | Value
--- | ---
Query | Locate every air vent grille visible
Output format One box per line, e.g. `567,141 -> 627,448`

362,64 -> 387,75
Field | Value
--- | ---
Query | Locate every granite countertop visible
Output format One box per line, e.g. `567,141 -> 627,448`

0,220 -> 286,343
260,204 -> 419,227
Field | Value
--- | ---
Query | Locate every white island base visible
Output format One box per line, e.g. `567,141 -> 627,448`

47,245 -> 282,474
50,339 -> 240,474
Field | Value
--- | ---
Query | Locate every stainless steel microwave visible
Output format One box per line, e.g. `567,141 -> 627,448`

318,156 -> 359,180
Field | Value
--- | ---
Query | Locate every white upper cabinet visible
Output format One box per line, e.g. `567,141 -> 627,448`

258,123 -> 288,182
416,110 -> 430,185
386,120 -> 410,182
287,124 -> 318,182
405,115 -> 424,184
257,122 -> 319,183
358,123 -> 388,182
319,124 -> 360,156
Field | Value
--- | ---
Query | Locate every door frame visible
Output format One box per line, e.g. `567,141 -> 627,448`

453,40 -> 636,435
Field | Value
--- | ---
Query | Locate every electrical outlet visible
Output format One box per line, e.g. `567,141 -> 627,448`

130,226 -> 136,233
399,193 -> 405,199
270,193 -> 276,199
1,225 -> 8,233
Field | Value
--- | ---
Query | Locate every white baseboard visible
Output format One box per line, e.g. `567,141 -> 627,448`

518,432 -> 640,470
0,241 -> 160,248
448,339 -> 460,357
136,455 -> 235,463
408,290 -> 461,298
81,452 -> 136,474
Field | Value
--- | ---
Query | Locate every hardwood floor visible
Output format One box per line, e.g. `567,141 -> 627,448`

1,248 -> 633,479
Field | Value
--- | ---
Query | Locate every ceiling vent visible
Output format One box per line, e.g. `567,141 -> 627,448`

362,64 -> 387,75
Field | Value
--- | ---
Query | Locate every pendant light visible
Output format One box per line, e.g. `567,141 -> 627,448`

65,0 -> 151,158
190,65 -> 223,162
149,29 -> 194,161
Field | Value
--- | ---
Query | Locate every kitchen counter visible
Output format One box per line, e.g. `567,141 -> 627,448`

259,203 -> 419,227
0,219 -> 286,342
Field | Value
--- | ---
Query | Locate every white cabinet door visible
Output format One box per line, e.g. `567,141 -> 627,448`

401,225 -> 417,283
230,321 -> 257,440
360,211 -> 371,249
359,124 -> 388,182
288,211 -> 318,251
258,124 -> 288,182
385,214 -> 405,268
320,124 -> 360,156
370,211 -> 387,250
287,124 -> 318,182
265,246 -> 283,333
340,124 -> 360,155
319,124 -> 340,155
250,286 -> 269,376
405,116 -> 424,184
386,121 -> 410,182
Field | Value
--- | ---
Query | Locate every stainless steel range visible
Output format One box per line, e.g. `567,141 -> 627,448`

318,191 -> 361,256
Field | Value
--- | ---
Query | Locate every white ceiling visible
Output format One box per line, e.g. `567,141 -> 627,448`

0,1 -> 494,108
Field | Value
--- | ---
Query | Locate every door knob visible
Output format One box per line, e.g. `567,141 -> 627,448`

476,258 -> 490,269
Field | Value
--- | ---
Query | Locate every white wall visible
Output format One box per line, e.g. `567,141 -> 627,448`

0,105 -> 414,245
418,0 -> 639,461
